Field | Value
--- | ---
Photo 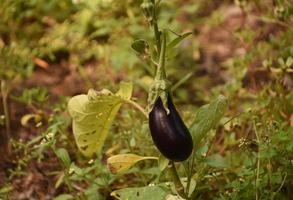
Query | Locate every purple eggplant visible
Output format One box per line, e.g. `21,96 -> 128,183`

149,95 -> 193,162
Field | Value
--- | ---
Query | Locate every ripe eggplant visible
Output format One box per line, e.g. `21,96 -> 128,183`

149,95 -> 193,162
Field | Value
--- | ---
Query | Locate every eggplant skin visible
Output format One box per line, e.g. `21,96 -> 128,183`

149,95 -> 193,162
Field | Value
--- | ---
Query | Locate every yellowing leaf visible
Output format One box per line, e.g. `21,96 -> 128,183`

21,114 -> 36,127
107,153 -> 157,174
68,82 -> 132,157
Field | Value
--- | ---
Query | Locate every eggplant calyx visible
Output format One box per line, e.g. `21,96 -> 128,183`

147,79 -> 171,113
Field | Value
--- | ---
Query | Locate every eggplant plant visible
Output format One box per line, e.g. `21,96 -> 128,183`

145,27 -> 193,162
68,0 -> 228,199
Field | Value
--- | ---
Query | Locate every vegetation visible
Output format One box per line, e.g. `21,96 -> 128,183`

0,0 -> 292,199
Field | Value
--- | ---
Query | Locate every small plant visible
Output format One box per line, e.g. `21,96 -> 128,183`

68,1 -> 227,199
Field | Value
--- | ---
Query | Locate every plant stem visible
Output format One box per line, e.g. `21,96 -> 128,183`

271,172 -> 287,200
1,80 -> 11,154
170,162 -> 187,199
125,99 -> 148,119
153,22 -> 161,54
171,72 -> 194,91
254,121 -> 260,200
152,4 -> 161,54
186,149 -> 196,197
155,31 -> 166,81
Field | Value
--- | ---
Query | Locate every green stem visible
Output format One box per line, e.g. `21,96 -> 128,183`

153,22 -> 161,54
155,31 -> 166,81
171,72 -> 194,91
125,99 -> 148,119
170,162 -> 187,199
1,81 -> 11,154
254,121 -> 260,200
186,150 -> 196,197
152,3 -> 161,54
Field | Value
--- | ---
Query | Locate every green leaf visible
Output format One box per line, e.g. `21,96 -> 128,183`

53,194 -> 73,200
0,185 -> 13,194
166,32 -> 192,57
190,95 -> 228,147
107,154 -> 157,174
205,154 -> 229,168
55,148 -> 71,168
111,186 -> 170,200
131,39 -> 149,57
68,82 -> 133,157
286,56 -> 293,67
55,172 -> 65,189
165,194 -> 185,200
158,154 -> 169,171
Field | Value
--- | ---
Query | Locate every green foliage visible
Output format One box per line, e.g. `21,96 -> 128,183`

14,87 -> 48,105
190,95 -> 228,147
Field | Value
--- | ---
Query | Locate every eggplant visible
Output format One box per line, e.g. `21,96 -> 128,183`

149,95 -> 193,162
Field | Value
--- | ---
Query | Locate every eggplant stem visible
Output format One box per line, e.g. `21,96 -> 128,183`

170,162 -> 187,199
152,2 -> 161,54
155,31 -> 166,81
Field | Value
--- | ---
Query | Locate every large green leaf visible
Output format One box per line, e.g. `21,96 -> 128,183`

190,95 -> 228,147
68,82 -> 132,157
111,186 -> 170,200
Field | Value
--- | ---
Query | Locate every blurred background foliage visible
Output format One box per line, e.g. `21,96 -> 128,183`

0,0 -> 292,199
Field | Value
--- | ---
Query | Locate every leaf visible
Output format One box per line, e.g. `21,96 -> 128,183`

111,186 -> 170,200
0,185 -> 13,194
55,172 -> 65,189
68,82 -> 133,157
286,56 -> 293,67
116,81 -> 133,100
190,95 -> 228,147
55,148 -> 71,168
20,114 -> 36,127
158,154 -> 169,171
205,154 -> 229,168
107,153 -> 157,174
166,32 -> 192,57
53,194 -> 73,200
131,39 -> 149,57
167,32 -> 192,50
165,194 -> 185,200
180,177 -> 197,197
